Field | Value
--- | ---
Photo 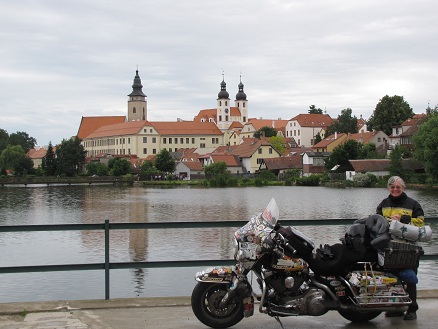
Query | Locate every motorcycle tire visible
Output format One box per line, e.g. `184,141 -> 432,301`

338,309 -> 381,322
191,282 -> 244,329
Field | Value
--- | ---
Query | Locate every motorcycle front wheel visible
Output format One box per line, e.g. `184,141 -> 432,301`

338,309 -> 381,322
191,282 -> 244,328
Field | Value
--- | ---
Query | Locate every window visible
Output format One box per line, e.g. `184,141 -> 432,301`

219,115 -> 222,121
243,102 -> 245,108
192,138 -> 195,144
225,116 -> 229,121
174,138 -> 178,144
133,107 -> 136,113
163,138 -> 167,144
225,101 -> 228,106
169,138 -> 172,144
257,158 -> 264,164
200,143 -> 206,148
152,137 -> 156,143
269,148 -> 273,154
186,138 -> 189,143
180,138 -> 184,144
153,149 -> 157,154
150,129 -> 153,133
219,101 -> 222,106
143,148 -> 147,154
143,137 -> 147,143
258,148 -> 262,154
378,137 -> 381,142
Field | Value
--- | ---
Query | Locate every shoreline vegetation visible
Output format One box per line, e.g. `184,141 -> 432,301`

1,175 -> 437,189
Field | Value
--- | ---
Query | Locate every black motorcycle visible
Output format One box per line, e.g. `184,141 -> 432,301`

191,198 -> 414,328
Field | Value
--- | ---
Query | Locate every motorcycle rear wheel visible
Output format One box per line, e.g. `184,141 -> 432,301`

338,309 -> 381,322
191,282 -> 244,328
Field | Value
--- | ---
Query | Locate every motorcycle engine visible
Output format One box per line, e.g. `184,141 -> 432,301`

263,270 -> 328,316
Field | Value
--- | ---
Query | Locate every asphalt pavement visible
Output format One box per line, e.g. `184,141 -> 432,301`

0,290 -> 437,329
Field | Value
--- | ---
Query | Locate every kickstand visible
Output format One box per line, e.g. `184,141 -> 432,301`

274,316 -> 285,329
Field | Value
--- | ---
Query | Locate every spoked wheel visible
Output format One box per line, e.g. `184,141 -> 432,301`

191,282 -> 244,328
338,309 -> 381,322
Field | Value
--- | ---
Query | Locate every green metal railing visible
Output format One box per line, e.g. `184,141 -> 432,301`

1,218 -> 437,300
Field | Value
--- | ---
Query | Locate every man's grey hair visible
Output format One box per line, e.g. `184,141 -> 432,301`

387,176 -> 406,188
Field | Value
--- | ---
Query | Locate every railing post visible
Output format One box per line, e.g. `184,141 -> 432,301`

104,220 -> 110,300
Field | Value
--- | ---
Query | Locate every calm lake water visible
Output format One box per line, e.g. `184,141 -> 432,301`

0,184 -> 437,303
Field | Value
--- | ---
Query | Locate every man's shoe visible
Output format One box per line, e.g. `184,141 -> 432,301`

385,311 -> 404,317
403,312 -> 417,320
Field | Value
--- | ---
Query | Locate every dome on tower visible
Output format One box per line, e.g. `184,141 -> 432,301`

128,70 -> 146,97
235,81 -> 247,100
217,78 -> 229,99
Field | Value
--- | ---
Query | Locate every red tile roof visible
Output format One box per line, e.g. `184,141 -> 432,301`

264,156 -> 302,170
290,114 -> 333,128
84,120 -> 223,139
26,148 -> 48,159
77,116 -> 126,139
86,121 -> 147,138
180,161 -> 203,171
150,121 -> 223,135
210,154 -> 241,167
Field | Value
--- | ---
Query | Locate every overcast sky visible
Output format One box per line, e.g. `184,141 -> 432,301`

1,0 -> 437,146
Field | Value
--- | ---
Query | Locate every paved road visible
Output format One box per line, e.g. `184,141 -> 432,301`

0,292 -> 437,329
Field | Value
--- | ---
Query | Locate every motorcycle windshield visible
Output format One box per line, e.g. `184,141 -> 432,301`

235,198 -> 279,245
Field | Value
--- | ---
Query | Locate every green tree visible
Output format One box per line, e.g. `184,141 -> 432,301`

86,162 -> 108,176
313,132 -> 322,145
388,145 -> 410,180
367,95 -> 414,136
55,137 -> 87,176
324,140 -> 362,172
0,129 -> 8,154
140,160 -> 160,179
204,161 -> 228,179
360,143 -> 382,159
326,108 -> 358,136
253,126 -> 277,138
13,156 -> 34,176
0,144 -> 33,175
308,105 -> 323,114
413,113 -> 438,182
108,157 -> 131,176
8,131 -> 37,153
269,136 -> 286,155
42,141 -> 57,176
155,149 -> 176,173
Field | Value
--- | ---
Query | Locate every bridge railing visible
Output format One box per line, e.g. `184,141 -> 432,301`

1,218 -> 437,300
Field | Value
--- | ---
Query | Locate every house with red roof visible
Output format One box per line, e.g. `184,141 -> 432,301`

286,114 -> 334,147
26,147 -> 49,169
388,114 -> 426,151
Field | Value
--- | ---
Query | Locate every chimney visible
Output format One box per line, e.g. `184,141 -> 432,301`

334,132 -> 337,139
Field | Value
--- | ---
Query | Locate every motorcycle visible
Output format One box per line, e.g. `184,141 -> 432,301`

191,198 -> 413,328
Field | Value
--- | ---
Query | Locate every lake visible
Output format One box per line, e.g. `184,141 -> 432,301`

0,184 -> 437,302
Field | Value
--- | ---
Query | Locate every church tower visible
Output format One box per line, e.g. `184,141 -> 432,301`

235,76 -> 248,123
127,70 -> 147,121
216,74 -> 230,127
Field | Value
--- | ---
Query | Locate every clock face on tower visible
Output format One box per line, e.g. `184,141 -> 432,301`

225,108 -> 229,113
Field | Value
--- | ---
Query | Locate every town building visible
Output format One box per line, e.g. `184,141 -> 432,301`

79,71 -> 254,160
286,114 -> 334,147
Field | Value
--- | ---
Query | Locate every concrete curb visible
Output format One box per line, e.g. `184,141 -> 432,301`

1,290 -> 437,315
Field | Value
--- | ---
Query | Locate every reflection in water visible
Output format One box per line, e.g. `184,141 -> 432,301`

0,185 -> 437,302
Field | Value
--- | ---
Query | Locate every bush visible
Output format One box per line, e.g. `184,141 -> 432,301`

258,170 -> 277,181
296,174 -> 321,186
